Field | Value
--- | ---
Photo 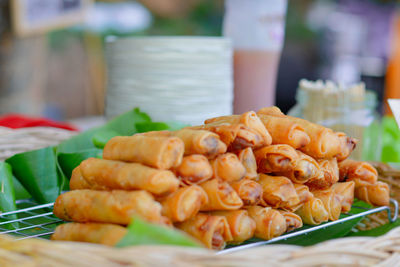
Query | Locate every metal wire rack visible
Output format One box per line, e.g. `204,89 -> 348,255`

0,198 -> 398,247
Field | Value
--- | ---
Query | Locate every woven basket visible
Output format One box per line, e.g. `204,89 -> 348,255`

1,226 -> 400,266
0,126 -> 76,161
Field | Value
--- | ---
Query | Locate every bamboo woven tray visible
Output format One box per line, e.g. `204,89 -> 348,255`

1,226 -> 400,266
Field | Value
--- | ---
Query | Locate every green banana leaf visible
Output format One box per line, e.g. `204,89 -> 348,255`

6,147 -> 62,204
347,219 -> 400,237
57,149 -> 103,179
116,217 -> 202,248
135,121 -> 189,133
0,162 -> 18,229
13,177 -> 31,200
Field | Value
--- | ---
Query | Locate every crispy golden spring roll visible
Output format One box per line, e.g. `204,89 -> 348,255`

199,179 -> 243,211
278,211 -> 303,232
53,190 -> 162,225
212,210 -> 256,244
176,213 -> 232,250
172,129 -> 227,157
335,132 -> 358,162
103,135 -> 184,169
175,155 -> 213,185
292,184 -> 313,211
277,151 -> 321,184
306,158 -> 339,190
236,148 -> 258,180
246,206 -> 287,240
258,174 -> 300,210
254,144 -> 298,173
258,107 -> 342,159
72,158 -> 180,196
257,114 -> 310,149
69,166 -> 108,191
338,160 -> 378,185
160,185 -> 208,222
51,223 -> 127,246
211,153 -> 246,182
354,181 -> 390,206
332,181 -> 355,213
204,111 -> 272,146
229,179 -> 263,206
295,197 -> 329,225
311,189 -> 343,221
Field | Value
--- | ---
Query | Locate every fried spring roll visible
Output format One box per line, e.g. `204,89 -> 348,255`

69,166 -> 108,191
236,148 -> 258,180
306,158 -> 339,190
257,106 -> 341,159
277,151 -> 322,184
278,211 -> 303,232
176,213 -> 232,250
354,181 -> 390,206
51,223 -> 127,246
172,129 -> 227,157
211,153 -> 246,182
311,189 -> 343,221
229,179 -> 263,206
254,144 -> 298,173
199,179 -> 243,211
295,197 -> 329,225
103,135 -> 184,169
212,210 -> 256,243
332,181 -> 355,213
257,114 -> 310,149
246,206 -> 287,240
336,132 -> 358,162
71,158 -> 180,196
53,190 -> 162,225
204,111 -> 272,146
292,184 -> 313,211
175,155 -> 213,185
258,174 -> 300,210
338,159 -> 378,185
160,185 -> 208,222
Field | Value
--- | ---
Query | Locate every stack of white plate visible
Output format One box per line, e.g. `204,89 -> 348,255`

105,37 -> 233,125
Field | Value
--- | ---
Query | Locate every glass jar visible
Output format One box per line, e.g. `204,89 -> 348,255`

288,86 -> 381,161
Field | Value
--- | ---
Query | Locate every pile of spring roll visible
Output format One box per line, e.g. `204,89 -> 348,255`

51,107 -> 390,250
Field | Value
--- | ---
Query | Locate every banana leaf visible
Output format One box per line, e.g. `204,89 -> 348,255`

57,149 -> 103,179
116,217 -> 202,248
0,162 -> 18,229
6,147 -> 62,204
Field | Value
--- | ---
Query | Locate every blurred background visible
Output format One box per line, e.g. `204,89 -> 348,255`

0,0 -> 399,120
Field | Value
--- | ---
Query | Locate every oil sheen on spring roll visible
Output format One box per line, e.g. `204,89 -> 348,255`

103,135 -> 184,169
229,179 -> 263,206
258,174 -> 300,211
254,144 -> 298,173
277,151 -> 321,184
338,159 -> 378,185
332,181 -> 355,213
354,181 -> 390,206
160,185 -> 208,222
176,213 -> 232,250
212,210 -> 256,243
199,178 -> 243,211
335,132 -> 358,162
72,158 -> 180,196
311,189 -> 343,221
246,206 -> 287,240
295,197 -> 329,225
204,111 -> 272,147
51,223 -> 127,246
175,155 -> 213,185
236,147 -> 258,180
278,211 -> 303,232
69,166 -> 108,191
211,153 -> 246,182
53,190 -> 162,225
257,114 -> 310,149
306,158 -> 339,190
